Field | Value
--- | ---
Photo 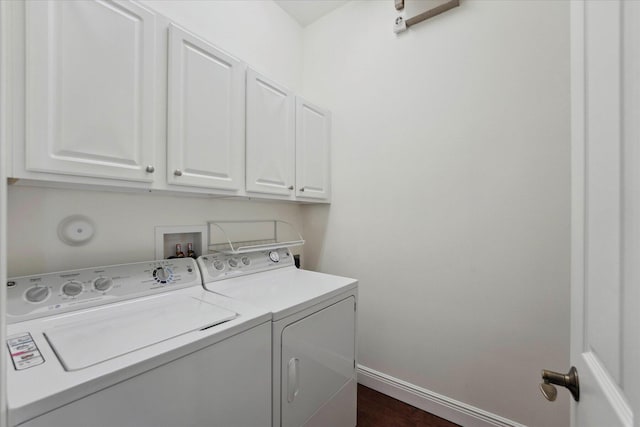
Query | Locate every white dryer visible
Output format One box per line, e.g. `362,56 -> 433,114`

198,248 -> 358,427
6,258 -> 272,427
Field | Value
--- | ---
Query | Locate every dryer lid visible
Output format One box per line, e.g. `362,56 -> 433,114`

44,295 -> 237,371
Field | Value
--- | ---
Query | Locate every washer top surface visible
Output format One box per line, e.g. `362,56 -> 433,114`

199,250 -> 357,320
6,259 -> 271,426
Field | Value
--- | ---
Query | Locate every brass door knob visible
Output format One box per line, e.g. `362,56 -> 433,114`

540,366 -> 579,402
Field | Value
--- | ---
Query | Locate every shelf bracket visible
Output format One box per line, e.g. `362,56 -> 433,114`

405,0 -> 459,28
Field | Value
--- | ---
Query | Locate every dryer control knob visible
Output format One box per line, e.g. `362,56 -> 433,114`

241,256 -> 251,266
25,286 -> 50,303
62,281 -> 84,297
93,277 -> 113,292
213,260 -> 225,271
269,251 -> 280,263
228,258 -> 239,268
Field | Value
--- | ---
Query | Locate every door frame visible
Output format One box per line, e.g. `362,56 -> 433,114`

0,0 -> 9,425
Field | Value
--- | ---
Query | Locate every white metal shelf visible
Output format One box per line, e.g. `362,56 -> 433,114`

207,220 -> 304,254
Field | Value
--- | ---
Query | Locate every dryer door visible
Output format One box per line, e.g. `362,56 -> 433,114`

280,297 -> 356,427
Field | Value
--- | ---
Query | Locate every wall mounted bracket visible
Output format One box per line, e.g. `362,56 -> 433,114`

395,0 -> 460,33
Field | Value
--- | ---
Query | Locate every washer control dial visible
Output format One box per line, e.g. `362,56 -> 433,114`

153,267 -> 173,284
213,260 -> 225,271
269,251 -> 280,263
241,256 -> 251,266
25,286 -> 50,303
62,281 -> 84,297
93,277 -> 113,292
228,258 -> 239,268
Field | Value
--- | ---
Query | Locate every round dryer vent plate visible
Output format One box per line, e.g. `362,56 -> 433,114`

57,215 -> 96,246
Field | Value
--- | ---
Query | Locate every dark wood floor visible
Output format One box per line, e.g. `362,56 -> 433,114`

357,385 -> 461,427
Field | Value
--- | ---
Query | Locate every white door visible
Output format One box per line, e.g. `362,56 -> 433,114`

25,0 -> 157,182
246,69 -> 296,197
295,98 -> 331,201
566,1 -> 639,426
281,297 -> 356,427
167,24 -> 245,191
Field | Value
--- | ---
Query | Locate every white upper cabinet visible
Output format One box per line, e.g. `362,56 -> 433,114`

295,98 -> 331,201
245,69 -> 296,197
167,24 -> 245,191
25,0 -> 157,182
10,1 -> 331,202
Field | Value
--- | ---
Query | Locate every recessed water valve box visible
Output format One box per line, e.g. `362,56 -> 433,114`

155,225 -> 207,259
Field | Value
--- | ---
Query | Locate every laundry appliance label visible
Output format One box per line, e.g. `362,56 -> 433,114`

7,333 -> 45,370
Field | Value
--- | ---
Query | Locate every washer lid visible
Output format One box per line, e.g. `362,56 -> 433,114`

44,295 -> 237,371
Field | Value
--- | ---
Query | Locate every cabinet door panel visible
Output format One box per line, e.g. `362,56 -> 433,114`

25,0 -> 156,182
246,69 -> 295,196
296,98 -> 331,201
281,297 -> 356,427
167,24 -> 245,191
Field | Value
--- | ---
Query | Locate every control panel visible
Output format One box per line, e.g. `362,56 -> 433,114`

197,248 -> 294,283
6,258 -> 201,323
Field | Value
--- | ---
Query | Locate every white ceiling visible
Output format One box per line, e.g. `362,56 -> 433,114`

274,0 -> 349,27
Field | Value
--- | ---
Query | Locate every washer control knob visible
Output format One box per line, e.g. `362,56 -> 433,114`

25,286 -> 50,303
154,267 -> 169,282
93,277 -> 113,292
62,281 -> 84,297
241,256 -> 251,266
213,260 -> 225,271
269,251 -> 280,263
228,258 -> 239,268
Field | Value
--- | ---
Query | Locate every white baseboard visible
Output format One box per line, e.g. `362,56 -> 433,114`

357,365 -> 527,427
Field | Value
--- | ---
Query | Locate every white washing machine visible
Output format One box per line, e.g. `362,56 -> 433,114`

6,258 -> 272,427
198,248 -> 358,427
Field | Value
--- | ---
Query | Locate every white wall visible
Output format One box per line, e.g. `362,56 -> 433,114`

7,0 -> 305,277
7,187 -> 305,276
301,1 -> 570,427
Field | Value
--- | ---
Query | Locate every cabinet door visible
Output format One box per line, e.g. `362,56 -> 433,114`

25,0 -> 157,182
295,98 -> 331,201
281,297 -> 356,427
167,24 -> 245,191
246,69 -> 295,196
